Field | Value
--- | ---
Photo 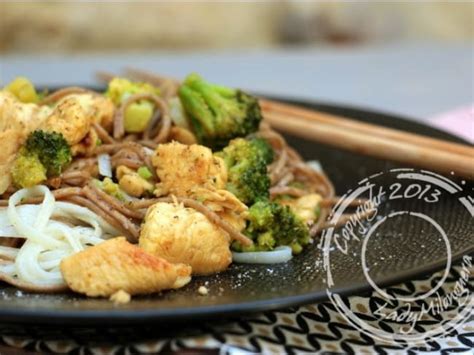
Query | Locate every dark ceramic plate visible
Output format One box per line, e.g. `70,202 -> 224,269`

0,98 -> 472,326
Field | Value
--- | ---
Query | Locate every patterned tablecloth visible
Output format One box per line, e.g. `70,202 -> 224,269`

0,265 -> 472,354
0,106 -> 472,355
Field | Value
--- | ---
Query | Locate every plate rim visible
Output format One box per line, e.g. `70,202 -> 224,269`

0,248 -> 472,326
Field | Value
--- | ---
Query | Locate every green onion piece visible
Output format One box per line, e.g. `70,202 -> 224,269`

137,166 -> 153,180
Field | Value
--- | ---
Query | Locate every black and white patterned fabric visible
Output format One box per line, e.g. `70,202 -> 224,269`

1,264 -> 472,354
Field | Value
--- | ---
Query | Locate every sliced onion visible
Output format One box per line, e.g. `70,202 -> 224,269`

97,154 -> 112,178
143,147 -> 154,156
0,205 -> 40,237
307,160 -> 323,173
232,246 -> 292,264
168,97 -> 191,130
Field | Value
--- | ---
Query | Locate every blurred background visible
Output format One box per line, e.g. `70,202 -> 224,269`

0,1 -> 473,136
1,2 -> 472,53
0,0 -> 474,53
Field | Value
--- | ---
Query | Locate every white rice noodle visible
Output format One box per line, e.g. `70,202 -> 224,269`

232,246 -> 293,264
0,246 -> 18,260
0,185 -> 119,289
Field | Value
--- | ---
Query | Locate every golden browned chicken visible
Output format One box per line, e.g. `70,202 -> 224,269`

152,142 -> 227,196
152,141 -> 248,228
60,237 -> 192,297
0,92 -> 51,193
90,94 -> 115,131
41,94 -> 114,146
0,91 -> 50,133
0,129 -> 22,194
280,193 -> 322,224
70,128 -> 100,156
139,202 -> 232,275
191,187 -> 248,231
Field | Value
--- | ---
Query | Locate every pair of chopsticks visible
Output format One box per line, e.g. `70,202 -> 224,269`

97,68 -> 474,180
260,100 -> 474,180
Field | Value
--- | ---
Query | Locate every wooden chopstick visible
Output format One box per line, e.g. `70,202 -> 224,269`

124,67 -> 181,86
260,99 -> 474,158
264,110 -> 474,180
95,71 -> 115,83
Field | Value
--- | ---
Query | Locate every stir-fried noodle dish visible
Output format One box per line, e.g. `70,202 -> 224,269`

0,72 -> 361,301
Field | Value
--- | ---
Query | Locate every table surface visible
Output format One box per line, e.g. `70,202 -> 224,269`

1,42 -> 472,120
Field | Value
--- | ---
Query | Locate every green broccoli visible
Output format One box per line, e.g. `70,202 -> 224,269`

215,137 -> 273,205
11,154 -> 47,188
178,73 -> 263,149
24,130 -> 71,176
233,199 -> 311,255
11,130 -> 72,188
105,77 -> 161,133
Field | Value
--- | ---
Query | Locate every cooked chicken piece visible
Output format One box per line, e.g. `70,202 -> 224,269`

0,129 -> 21,194
152,141 -> 248,234
0,92 -> 51,193
60,237 -> 192,297
190,187 -> 248,231
0,91 -> 51,134
41,93 -> 115,147
41,94 -> 94,146
168,126 -> 197,145
116,165 -> 154,197
89,94 -> 115,131
70,128 -> 99,156
139,202 -> 232,275
152,142 -> 227,196
280,193 -> 322,223
192,187 -> 246,214
218,210 -> 247,232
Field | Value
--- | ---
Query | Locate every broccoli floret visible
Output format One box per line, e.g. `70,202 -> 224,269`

24,130 -> 72,176
215,137 -> 273,205
105,77 -> 161,133
178,73 -> 263,149
233,199 -> 310,254
11,153 -> 47,188
11,130 -> 71,188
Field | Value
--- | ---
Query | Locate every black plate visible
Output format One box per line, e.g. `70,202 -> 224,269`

0,98 -> 472,326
